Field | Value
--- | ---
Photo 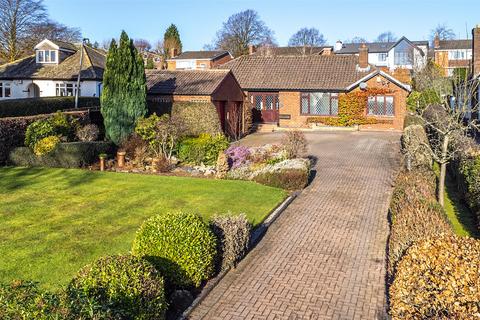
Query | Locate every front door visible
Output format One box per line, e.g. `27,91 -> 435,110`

251,93 -> 279,123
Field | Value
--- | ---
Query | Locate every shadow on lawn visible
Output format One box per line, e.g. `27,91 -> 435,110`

0,167 -> 101,191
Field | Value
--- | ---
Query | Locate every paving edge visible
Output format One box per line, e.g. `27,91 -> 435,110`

179,192 -> 299,319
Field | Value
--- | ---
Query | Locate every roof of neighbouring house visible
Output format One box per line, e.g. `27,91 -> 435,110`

336,38 -> 429,54
170,50 -> 231,60
217,54 -> 374,91
0,45 -> 106,80
435,39 -> 472,50
49,40 -> 78,52
146,69 -> 233,95
252,46 -> 333,56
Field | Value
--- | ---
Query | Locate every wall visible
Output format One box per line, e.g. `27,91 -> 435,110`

0,79 -> 101,100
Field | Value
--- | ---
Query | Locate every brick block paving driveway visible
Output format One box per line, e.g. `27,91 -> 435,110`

189,131 -> 401,320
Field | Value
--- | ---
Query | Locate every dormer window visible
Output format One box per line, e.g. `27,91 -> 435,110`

37,50 -> 57,63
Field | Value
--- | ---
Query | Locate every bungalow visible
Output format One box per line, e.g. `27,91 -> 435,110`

0,39 -> 105,100
334,37 -> 428,73
218,47 -> 411,131
166,50 -> 233,70
145,69 -> 245,137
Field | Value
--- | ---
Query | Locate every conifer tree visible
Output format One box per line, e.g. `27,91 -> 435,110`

101,31 -> 147,145
163,24 -> 182,58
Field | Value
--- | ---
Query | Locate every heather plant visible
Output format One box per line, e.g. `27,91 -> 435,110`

225,145 -> 250,169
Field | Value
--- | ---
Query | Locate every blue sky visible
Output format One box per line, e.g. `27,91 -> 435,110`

44,0 -> 480,50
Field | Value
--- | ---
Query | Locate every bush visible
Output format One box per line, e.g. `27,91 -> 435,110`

281,130 -> 307,159
403,113 -> 424,128
76,124 -> 100,142
216,152 -> 229,179
24,112 -> 76,148
0,97 -> 99,118
33,135 -> 60,156
225,145 -> 250,169
390,235 -> 480,319
401,125 -> 433,170
210,214 -> 251,271
171,102 -> 222,137
68,255 -> 166,320
252,158 -> 310,190
9,141 -> 113,168
178,133 -> 229,165
458,154 -> 480,224
132,212 -> 217,289
0,280 -> 67,319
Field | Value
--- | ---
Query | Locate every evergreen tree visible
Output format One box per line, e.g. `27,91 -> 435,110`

101,31 -> 147,145
145,56 -> 155,69
163,24 -> 182,58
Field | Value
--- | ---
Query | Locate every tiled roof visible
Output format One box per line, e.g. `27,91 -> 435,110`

51,40 -> 78,52
171,50 -> 230,60
0,45 -> 105,80
337,39 -> 429,54
146,69 -> 231,95
217,54 -> 373,91
253,46 -> 332,56
436,39 -> 472,50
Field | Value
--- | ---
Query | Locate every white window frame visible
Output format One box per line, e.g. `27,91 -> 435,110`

55,83 -> 78,96
0,82 -> 11,98
37,50 -> 58,63
378,53 -> 387,62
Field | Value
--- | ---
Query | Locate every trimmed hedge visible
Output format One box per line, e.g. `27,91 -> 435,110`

9,141 -> 113,168
455,154 -> 480,228
68,255 -> 166,320
253,168 -> 309,190
0,97 -> 99,118
178,133 -> 229,165
390,235 -> 480,319
403,113 -> 424,128
132,212 -> 217,289
400,124 -> 433,170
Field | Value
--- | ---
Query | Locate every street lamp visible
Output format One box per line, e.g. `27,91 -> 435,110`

75,38 -> 89,108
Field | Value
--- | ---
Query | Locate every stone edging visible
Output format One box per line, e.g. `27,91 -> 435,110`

179,192 -> 299,319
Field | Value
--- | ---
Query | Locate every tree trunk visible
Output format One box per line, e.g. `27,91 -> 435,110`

437,135 -> 450,207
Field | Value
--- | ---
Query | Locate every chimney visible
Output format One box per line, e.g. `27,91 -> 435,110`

248,44 -> 256,55
434,33 -> 440,49
322,47 -> 333,56
472,25 -> 480,76
359,43 -> 369,69
170,47 -> 178,58
334,40 -> 343,52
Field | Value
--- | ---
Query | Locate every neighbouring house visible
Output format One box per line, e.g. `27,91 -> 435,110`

218,48 -> 411,131
0,39 -> 105,100
433,34 -> 472,76
142,51 -> 164,69
145,69 -> 245,137
334,37 -> 428,75
250,45 -> 334,56
166,50 -> 233,70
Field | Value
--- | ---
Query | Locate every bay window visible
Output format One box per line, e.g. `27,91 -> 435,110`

367,95 -> 394,116
301,92 -> 338,116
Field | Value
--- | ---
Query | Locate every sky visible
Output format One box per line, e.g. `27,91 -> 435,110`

44,0 -> 480,50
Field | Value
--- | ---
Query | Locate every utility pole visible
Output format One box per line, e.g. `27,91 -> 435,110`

75,38 -> 89,108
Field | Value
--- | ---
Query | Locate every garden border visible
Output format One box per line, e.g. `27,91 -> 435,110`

179,191 -> 299,319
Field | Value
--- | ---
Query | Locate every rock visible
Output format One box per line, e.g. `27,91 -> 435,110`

170,289 -> 194,313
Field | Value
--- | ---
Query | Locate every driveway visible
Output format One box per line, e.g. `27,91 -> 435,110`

189,131 -> 401,320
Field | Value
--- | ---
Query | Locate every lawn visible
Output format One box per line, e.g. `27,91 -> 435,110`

0,167 -> 287,289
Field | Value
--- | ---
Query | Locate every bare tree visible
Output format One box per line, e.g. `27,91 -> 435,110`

24,20 -> 81,50
0,0 -> 47,62
153,39 -> 163,54
288,27 -> 326,55
430,23 -> 456,41
415,72 -> 479,206
134,38 -> 151,53
347,36 -> 368,44
376,31 -> 397,43
213,9 -> 276,57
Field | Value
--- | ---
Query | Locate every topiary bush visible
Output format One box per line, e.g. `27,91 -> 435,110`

171,102 -> 222,137
132,212 -> 217,289
390,235 -> 480,319
178,133 -> 230,165
210,214 -> 251,271
401,125 -> 433,170
68,255 -> 166,320
33,135 -> 60,156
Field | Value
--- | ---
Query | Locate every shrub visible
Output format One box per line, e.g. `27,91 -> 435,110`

390,235 -> 480,319
0,96 -> 99,118
216,152 -> 229,179
0,280 -> 67,319
76,124 -> 99,142
178,133 -> 230,165
403,113 -> 424,128
281,130 -> 307,159
252,158 -> 310,190
132,212 -> 217,289
210,214 -> 251,271
33,135 -> 60,156
68,255 -> 166,320
401,125 -> 433,170
24,112 -> 75,148
9,141 -> 113,168
170,102 -> 222,137
225,145 -> 250,169
458,154 -> 480,224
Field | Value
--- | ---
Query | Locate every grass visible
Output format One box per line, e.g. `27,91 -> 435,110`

0,167 -> 287,289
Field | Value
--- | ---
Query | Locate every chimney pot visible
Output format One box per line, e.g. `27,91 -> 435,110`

434,33 -> 440,49
358,43 -> 369,69
334,41 -> 343,52
248,44 -> 256,55
170,48 -> 178,58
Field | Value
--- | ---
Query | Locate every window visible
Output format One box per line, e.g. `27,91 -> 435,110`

0,82 -> 11,98
449,50 -> 467,60
367,95 -> 394,116
300,92 -> 338,115
394,40 -> 413,65
199,63 -> 207,69
378,53 -> 387,62
56,83 -> 77,96
37,50 -> 58,63
251,93 -> 279,111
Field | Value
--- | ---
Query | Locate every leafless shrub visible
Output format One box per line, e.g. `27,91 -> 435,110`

282,130 -> 307,159
76,124 -> 99,142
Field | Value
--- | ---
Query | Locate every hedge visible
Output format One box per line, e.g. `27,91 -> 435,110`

401,124 -> 433,170
9,141 -> 113,168
0,97 -> 99,118
0,111 -> 90,165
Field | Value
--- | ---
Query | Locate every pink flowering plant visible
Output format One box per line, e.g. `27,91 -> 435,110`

225,145 -> 250,169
